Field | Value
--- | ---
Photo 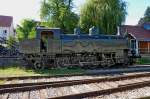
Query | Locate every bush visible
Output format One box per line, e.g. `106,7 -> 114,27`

138,57 -> 150,64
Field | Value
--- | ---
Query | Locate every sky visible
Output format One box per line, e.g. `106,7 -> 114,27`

0,0 -> 150,27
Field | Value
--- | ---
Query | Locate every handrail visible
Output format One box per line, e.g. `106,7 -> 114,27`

138,48 -> 150,54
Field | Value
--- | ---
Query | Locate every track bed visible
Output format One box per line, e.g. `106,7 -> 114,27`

1,72 -> 150,99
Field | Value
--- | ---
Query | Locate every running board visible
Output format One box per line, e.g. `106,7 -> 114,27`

63,61 -> 102,67
79,61 -> 102,66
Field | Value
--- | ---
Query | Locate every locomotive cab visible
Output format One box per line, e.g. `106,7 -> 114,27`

40,31 -> 54,52
36,27 -> 61,54
19,27 -> 62,69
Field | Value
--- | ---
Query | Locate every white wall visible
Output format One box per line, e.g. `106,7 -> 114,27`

0,23 -> 15,40
9,23 -> 16,38
0,27 -> 9,39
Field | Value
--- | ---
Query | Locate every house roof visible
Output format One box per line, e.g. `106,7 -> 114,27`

120,25 -> 150,41
0,15 -> 13,27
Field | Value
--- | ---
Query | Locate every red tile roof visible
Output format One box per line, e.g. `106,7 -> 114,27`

0,15 -> 13,27
120,25 -> 150,41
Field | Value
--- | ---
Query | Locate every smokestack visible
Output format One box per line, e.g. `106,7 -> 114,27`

89,26 -> 99,35
117,26 -> 120,36
74,27 -> 80,35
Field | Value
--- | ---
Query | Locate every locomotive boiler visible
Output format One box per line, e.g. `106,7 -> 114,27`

19,26 -> 136,69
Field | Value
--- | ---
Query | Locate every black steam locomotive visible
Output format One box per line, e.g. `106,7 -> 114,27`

19,26 -> 138,69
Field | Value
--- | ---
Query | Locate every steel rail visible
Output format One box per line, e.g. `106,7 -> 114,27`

0,73 -> 150,94
1,66 -> 150,81
0,73 -> 85,81
136,96 -> 150,99
1,72 -> 150,89
48,80 -> 150,99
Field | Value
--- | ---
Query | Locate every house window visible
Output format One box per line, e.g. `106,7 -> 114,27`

1,30 -> 6,37
3,30 -> 7,34
3,30 -> 7,37
130,39 -> 136,49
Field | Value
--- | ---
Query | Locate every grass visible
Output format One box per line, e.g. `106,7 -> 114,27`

137,57 -> 150,65
0,80 -> 6,84
0,66 -> 85,77
0,66 -> 38,77
0,66 -> 85,84
35,68 -> 85,75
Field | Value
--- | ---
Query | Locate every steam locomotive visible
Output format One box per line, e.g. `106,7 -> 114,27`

19,26 -> 137,69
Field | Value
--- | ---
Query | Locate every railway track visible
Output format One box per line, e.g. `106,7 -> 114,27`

1,73 -> 150,99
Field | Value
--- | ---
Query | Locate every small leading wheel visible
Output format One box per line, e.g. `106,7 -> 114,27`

34,61 -> 45,70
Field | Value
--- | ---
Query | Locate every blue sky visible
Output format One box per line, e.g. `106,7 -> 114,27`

0,0 -> 149,27
125,0 -> 150,25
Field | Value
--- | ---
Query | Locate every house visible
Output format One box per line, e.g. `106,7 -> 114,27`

0,15 -> 15,40
120,23 -> 150,55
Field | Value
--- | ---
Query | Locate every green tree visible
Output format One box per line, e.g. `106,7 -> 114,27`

144,6 -> 150,17
16,19 -> 37,40
40,0 -> 79,33
138,6 -> 150,25
79,0 -> 127,34
7,36 -> 17,48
